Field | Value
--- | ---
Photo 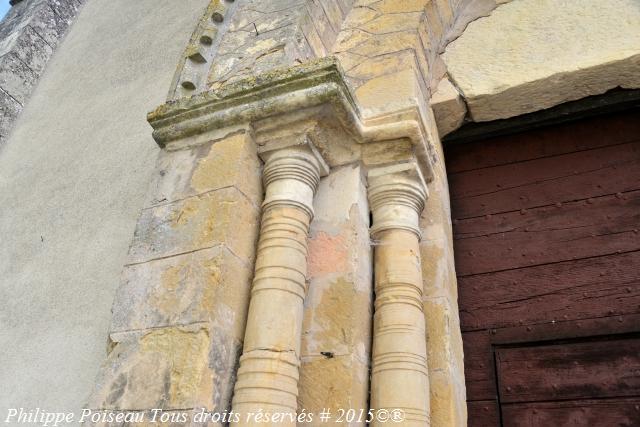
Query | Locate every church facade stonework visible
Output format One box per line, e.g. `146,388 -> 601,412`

2,0 -> 639,426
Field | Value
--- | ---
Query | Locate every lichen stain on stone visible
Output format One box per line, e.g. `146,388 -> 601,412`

150,263 -> 189,323
314,277 -> 357,349
190,133 -> 245,194
246,38 -> 281,55
202,256 -> 223,315
420,242 -> 446,295
308,230 -> 349,278
148,254 -> 229,328
140,327 -> 212,407
170,197 -> 199,227
299,356 -> 357,412
170,196 -> 231,249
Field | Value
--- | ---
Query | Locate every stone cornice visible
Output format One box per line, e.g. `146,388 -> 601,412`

147,57 -> 436,182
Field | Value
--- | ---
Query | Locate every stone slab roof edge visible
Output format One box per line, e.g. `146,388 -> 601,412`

147,56 -> 437,182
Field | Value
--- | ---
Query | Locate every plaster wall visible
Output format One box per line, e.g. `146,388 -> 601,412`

0,0 -> 209,418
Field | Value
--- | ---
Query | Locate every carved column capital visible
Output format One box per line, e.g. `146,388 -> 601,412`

368,161 -> 428,238
261,143 -> 329,218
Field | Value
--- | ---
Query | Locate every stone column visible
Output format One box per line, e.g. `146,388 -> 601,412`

368,162 -> 431,426
232,144 -> 328,426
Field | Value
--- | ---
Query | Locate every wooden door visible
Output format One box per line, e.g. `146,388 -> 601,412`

445,110 -> 640,426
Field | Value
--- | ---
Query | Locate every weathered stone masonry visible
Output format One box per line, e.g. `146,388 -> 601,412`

0,0 -> 85,147
86,0 -> 469,425
89,54 -> 458,426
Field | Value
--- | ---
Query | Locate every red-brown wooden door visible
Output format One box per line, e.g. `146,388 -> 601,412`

446,110 -> 640,426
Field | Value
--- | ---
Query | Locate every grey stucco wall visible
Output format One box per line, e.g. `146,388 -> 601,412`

0,0 -> 209,419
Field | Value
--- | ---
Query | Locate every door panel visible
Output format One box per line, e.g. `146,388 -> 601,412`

496,338 -> 640,403
501,399 -> 640,427
446,110 -> 640,426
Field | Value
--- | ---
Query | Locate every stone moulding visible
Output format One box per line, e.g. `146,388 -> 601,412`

147,57 -> 437,182
167,0 -> 239,100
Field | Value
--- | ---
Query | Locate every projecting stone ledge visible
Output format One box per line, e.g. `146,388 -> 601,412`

148,57 -> 438,183
442,0 -> 640,122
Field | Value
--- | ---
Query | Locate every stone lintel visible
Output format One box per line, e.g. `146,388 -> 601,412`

147,57 -> 437,182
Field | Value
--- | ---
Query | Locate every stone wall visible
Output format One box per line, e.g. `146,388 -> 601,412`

2,0 -> 638,424
86,1 -> 470,425
0,0 -> 85,147
169,0 -> 355,99
87,130 -> 262,418
334,2 -> 468,424
301,164 -> 372,423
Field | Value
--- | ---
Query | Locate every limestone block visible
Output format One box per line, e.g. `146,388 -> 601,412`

362,139 -> 413,167
346,31 -> 430,87
29,0 -> 78,49
146,132 -> 262,208
430,77 -> 467,137
422,296 -> 467,427
424,0 -> 444,47
417,18 -> 433,56
0,89 -> 22,141
301,276 -> 371,358
242,0 -> 305,14
298,355 -> 369,424
423,297 -> 456,373
443,0 -> 640,121
333,29 -> 370,54
111,246 -> 253,341
317,0 -> 345,34
359,12 -> 424,34
0,25 -> 53,74
349,49 -> 417,82
304,1 -> 337,52
342,6 -> 380,29
429,370 -> 467,427
374,0 -> 428,14
300,165 -> 372,422
351,31 -> 421,59
334,51 -> 365,72
435,0 -> 453,27
0,51 -> 37,105
334,0 -> 354,15
88,325 -> 240,412
128,187 -> 260,265
354,68 -> 423,117
206,0 -> 347,87
300,11 -> 328,57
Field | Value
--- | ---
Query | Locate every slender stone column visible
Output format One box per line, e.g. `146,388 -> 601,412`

368,162 -> 431,426
232,144 -> 328,426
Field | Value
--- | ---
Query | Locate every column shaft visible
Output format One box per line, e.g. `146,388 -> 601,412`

232,146 -> 326,426
369,163 -> 430,426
